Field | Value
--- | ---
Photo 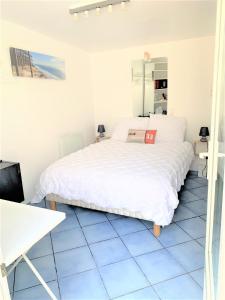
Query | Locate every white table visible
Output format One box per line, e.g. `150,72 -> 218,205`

0,200 -> 65,299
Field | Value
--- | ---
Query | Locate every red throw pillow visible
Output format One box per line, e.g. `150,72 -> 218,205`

145,130 -> 157,144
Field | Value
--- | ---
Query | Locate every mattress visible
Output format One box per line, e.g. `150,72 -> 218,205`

32,140 -> 194,226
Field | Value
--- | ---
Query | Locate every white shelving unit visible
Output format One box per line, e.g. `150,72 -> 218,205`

152,58 -> 168,114
131,57 -> 168,116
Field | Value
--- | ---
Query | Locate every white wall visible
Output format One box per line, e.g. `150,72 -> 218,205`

90,36 -> 215,143
0,21 -> 95,201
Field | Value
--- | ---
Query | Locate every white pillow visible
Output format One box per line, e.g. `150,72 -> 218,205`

148,115 -> 186,143
112,117 -> 149,142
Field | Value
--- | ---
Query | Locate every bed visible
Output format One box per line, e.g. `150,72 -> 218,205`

32,116 -> 194,237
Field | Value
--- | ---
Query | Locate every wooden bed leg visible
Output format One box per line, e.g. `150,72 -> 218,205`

153,224 -> 161,237
49,201 -> 57,211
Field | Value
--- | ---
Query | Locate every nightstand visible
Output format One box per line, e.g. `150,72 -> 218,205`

95,136 -> 110,143
194,140 -> 208,155
194,140 -> 208,177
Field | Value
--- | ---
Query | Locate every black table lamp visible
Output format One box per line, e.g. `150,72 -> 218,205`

98,124 -> 105,137
199,127 -> 209,142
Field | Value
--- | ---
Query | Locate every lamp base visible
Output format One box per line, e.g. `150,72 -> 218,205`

99,133 -> 105,138
200,137 -> 208,142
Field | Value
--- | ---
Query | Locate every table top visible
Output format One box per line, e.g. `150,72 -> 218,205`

0,200 -> 65,266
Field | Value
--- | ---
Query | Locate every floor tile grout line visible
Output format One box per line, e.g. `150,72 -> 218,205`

181,198 -> 207,205
107,218 -> 152,251
194,238 -> 205,248
20,236 -> 53,262
188,267 -> 205,289
76,213 -> 109,228
75,207 -> 111,300
114,227 -> 152,239
183,185 -> 207,191
146,228 -> 170,250
180,199 -> 206,206
168,220 -> 204,244
96,216 -> 154,298
182,200 -> 207,214
184,182 -> 208,188
109,219 -> 149,237
89,236 -> 130,254
132,245 -> 189,287
148,229 -> 192,252
182,180 -> 207,186
166,245 -> 205,275
150,271 -> 204,290
13,279 -> 59,294
105,214 -> 123,222
111,285 -> 162,300
93,256 -> 133,269
81,219 -> 116,230
13,255 -> 46,293
82,218 -> 150,299
184,191 -> 208,199
11,269 -> 15,299
107,218 -> 155,293
175,219 -> 206,241
174,214 -> 206,226
49,230 -> 62,300
150,284 -> 163,300
17,251 -> 53,265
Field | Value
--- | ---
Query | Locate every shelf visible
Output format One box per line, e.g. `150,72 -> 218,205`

154,100 -> 167,104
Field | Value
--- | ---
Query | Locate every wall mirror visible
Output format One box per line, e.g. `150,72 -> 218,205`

132,57 -> 168,117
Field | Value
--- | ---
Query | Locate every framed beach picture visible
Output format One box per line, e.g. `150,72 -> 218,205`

9,47 -> 65,80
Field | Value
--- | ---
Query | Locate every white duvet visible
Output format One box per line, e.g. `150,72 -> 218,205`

32,140 -> 194,226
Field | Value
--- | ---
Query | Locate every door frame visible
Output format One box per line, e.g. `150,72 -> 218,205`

204,0 -> 225,299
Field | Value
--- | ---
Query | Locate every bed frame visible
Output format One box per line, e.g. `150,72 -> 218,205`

47,194 -> 161,237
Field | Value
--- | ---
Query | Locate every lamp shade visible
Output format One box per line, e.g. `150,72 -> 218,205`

97,124 -> 105,134
199,127 -> 209,137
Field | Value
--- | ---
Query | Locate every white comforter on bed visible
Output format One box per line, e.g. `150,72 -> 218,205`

32,140 -> 194,226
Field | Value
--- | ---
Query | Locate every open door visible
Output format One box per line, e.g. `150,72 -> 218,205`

204,0 -> 225,299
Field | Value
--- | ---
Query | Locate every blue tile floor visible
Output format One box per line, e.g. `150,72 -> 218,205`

9,173 -> 207,299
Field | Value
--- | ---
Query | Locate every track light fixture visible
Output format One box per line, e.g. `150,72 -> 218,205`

69,0 -> 130,17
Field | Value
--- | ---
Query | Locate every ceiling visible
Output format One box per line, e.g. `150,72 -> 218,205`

1,0 -> 217,52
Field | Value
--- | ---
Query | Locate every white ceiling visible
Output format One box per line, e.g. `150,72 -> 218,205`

1,0 -> 216,52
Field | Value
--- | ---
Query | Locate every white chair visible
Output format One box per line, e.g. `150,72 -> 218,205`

0,199 -> 65,300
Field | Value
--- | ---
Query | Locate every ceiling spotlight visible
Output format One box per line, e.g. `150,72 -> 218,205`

96,7 -> 101,15
73,12 -> 78,19
121,1 -> 126,9
108,4 -> 113,13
